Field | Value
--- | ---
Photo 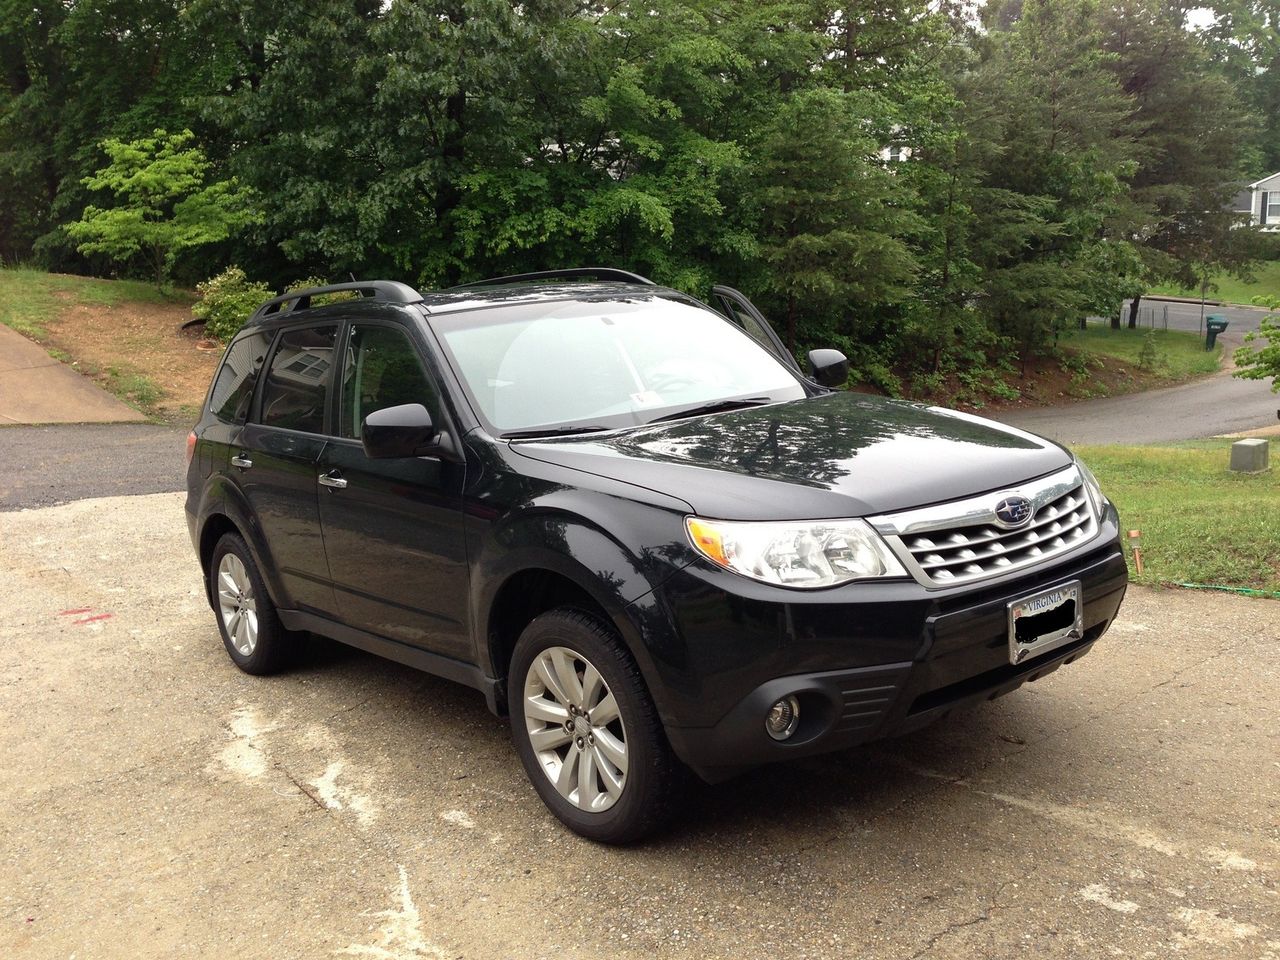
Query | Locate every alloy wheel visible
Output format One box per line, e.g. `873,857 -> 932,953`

216,553 -> 258,656
522,645 -> 628,812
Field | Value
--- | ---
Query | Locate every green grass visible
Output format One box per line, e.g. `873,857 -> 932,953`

1077,440 -> 1280,592
0,266 -> 179,338
1066,325 -> 1221,379
1147,260 -> 1280,306
102,366 -> 163,409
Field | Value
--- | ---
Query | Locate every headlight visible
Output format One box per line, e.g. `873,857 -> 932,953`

1074,457 -> 1107,518
685,517 -> 906,588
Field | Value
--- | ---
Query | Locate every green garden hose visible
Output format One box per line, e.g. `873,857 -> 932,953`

1175,582 -> 1280,599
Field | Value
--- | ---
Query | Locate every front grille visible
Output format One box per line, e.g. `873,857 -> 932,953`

871,466 -> 1099,588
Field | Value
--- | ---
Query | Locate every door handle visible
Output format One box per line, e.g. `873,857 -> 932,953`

231,454 -> 253,469
318,471 -> 348,490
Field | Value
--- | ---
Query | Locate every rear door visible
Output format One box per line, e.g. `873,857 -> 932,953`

317,321 -> 471,660
231,323 -> 339,614
710,285 -> 802,374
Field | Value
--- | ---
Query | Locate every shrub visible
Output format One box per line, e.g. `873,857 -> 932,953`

1137,330 -> 1160,371
193,266 -> 272,341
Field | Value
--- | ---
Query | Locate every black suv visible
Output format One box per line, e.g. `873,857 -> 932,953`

185,268 -> 1127,842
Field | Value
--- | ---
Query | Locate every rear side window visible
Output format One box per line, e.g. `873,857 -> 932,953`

340,324 -> 438,439
258,325 -> 338,434
209,331 -> 272,424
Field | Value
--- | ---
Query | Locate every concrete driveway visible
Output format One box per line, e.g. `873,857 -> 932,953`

2,492 -> 1276,959
0,324 -> 144,425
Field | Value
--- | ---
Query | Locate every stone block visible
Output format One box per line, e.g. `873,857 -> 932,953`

1228,438 -> 1270,473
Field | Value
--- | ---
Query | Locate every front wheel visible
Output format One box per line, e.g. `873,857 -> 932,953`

508,609 -> 681,843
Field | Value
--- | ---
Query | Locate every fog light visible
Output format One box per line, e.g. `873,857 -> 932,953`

765,695 -> 800,741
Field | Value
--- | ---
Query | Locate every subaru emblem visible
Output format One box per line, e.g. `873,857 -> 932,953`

994,495 -> 1033,528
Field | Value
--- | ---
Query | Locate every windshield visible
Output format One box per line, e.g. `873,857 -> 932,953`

431,296 -> 807,434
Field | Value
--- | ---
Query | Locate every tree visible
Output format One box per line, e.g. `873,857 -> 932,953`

1234,295 -> 1280,391
971,0 -> 1139,362
66,129 -> 258,286
751,86 -> 918,354
1101,0 -> 1262,328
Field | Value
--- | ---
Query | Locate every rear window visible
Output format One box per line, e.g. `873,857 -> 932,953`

209,331 -> 272,424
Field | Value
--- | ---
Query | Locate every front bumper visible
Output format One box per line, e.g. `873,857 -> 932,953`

657,535 -> 1128,783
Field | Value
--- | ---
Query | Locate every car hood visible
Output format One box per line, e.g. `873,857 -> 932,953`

509,392 -> 1073,520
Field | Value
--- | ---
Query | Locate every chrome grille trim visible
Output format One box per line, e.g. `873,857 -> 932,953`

868,466 -> 1099,588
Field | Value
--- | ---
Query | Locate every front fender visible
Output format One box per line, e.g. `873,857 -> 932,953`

470,493 -> 696,724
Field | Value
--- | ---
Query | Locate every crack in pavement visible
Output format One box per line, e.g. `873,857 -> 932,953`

906,867 -> 1037,960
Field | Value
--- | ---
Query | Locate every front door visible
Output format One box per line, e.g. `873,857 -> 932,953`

317,321 -> 471,660
233,323 -> 339,614
710,285 -> 802,374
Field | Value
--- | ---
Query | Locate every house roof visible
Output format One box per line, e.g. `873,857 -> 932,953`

1247,171 -> 1280,188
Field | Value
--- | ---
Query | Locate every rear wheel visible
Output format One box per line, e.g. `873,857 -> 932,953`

209,532 -> 298,675
508,609 -> 681,843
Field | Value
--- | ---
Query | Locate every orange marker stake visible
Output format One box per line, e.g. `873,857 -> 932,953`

1127,529 -> 1144,576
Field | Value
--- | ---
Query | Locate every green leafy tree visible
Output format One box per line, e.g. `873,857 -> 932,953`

1101,0 -> 1262,328
67,129 -> 259,287
972,0 -> 1138,363
1234,295 -> 1280,391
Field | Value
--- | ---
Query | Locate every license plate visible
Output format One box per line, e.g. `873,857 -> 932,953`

1007,580 -> 1083,665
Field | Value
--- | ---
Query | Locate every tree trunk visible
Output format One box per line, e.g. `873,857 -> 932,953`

1128,294 -> 1140,329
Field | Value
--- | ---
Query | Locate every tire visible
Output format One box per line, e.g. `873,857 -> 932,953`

208,532 -> 298,675
508,609 -> 682,844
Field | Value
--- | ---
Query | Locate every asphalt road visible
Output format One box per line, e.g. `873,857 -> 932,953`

1122,299 -> 1268,335
2,492 -> 1276,959
992,346 -> 1280,444
0,423 -> 187,510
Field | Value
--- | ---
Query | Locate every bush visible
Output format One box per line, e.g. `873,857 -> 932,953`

193,266 -> 272,341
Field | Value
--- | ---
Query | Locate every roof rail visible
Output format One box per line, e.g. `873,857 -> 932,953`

250,280 -> 423,322
451,267 -> 656,289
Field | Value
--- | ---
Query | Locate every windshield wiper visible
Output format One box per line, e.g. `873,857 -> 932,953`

646,397 -> 772,425
502,425 -> 610,440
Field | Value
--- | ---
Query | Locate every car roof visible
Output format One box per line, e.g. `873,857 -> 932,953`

239,280 -> 693,331
417,281 -> 687,316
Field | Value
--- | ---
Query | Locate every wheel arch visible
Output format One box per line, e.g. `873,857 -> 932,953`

193,482 -> 289,611
479,552 -> 679,724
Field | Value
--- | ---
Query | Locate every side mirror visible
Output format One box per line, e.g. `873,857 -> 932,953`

807,348 -> 849,388
361,403 -> 445,459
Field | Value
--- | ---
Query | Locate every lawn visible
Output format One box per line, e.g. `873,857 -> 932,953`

1146,259 -> 1280,306
0,267 -> 208,421
1066,324 -> 1221,380
0,266 -> 175,339
1076,440 -> 1280,593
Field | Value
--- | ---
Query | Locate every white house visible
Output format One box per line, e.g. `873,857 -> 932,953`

1232,172 -> 1280,230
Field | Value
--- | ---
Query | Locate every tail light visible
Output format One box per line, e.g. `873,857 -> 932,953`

185,430 -> 197,466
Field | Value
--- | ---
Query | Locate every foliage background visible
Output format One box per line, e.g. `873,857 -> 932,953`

2,0 -> 1277,388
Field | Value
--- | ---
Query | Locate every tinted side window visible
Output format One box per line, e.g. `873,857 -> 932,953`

258,325 -> 338,434
340,325 -> 438,439
210,331 -> 273,424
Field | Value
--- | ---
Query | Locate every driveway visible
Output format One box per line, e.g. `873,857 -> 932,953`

0,423 -> 187,509
0,324 -> 144,424
2,492 -> 1276,959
